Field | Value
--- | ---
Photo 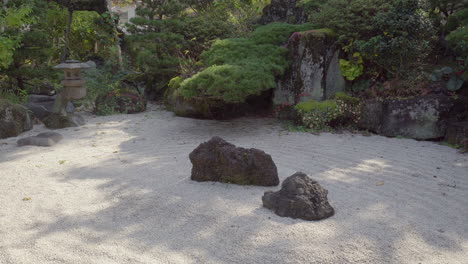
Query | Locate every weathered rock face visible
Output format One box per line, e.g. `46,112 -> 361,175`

171,96 -> 241,120
17,132 -> 63,147
359,95 -> 460,140
190,137 -> 279,186
260,0 -> 307,24
445,121 -> 468,150
262,172 -> 335,221
43,113 -> 85,129
166,90 -> 273,120
274,30 -> 346,105
0,99 -> 33,139
95,91 -> 147,115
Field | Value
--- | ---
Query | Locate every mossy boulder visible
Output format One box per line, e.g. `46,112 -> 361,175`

274,29 -> 345,105
359,94 -> 463,140
95,90 -> 147,116
0,99 -> 33,139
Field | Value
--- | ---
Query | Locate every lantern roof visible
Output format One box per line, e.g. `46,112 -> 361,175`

54,60 -> 91,70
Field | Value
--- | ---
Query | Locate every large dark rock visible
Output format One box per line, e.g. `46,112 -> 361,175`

262,172 -> 335,221
0,99 -> 33,139
95,91 -> 147,115
190,137 -> 279,186
274,30 -> 345,105
17,132 -> 63,147
359,94 -> 463,140
260,0 -> 307,24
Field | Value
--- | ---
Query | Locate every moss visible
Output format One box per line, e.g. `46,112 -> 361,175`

295,100 -> 337,113
335,92 -> 360,105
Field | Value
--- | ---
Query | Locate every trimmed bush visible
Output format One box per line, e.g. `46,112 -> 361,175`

177,23 -> 317,104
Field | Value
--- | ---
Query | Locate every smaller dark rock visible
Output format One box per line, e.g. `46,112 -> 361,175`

43,113 -> 85,129
262,172 -> 335,221
190,137 -> 279,186
17,132 -> 63,147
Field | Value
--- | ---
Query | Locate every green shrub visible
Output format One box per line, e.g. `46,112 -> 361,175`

309,0 -> 435,79
295,93 -> 361,131
294,100 -> 339,131
334,92 -> 361,126
445,8 -> 468,33
178,23 -> 317,103
250,22 -> 318,45
446,25 -> 468,59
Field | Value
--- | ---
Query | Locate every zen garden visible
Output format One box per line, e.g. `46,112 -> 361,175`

0,0 -> 467,263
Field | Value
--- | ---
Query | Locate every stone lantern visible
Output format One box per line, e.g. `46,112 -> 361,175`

53,60 -> 91,113
43,60 -> 91,129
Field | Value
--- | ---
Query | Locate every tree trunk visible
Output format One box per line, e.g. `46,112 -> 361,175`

60,8 -> 73,63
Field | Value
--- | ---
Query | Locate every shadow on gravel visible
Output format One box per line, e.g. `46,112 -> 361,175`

27,107 -> 468,263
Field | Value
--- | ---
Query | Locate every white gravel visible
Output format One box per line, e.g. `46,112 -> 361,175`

0,104 -> 467,264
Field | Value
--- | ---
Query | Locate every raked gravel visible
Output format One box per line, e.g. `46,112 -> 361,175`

1,104 -> 467,264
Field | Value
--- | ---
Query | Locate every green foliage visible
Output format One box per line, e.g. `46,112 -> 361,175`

125,0 -> 238,96
445,8 -> 468,32
1,0 -> 118,101
0,90 -> 27,104
339,52 -> 364,81
250,22 -> 317,45
178,23 -> 317,103
0,2 -> 35,69
445,9 -> 468,60
334,92 -> 361,125
294,100 -> 339,131
309,0 -> 435,79
95,89 -> 146,116
83,62 -> 127,103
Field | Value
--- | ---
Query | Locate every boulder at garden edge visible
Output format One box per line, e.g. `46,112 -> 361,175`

0,99 -> 33,139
